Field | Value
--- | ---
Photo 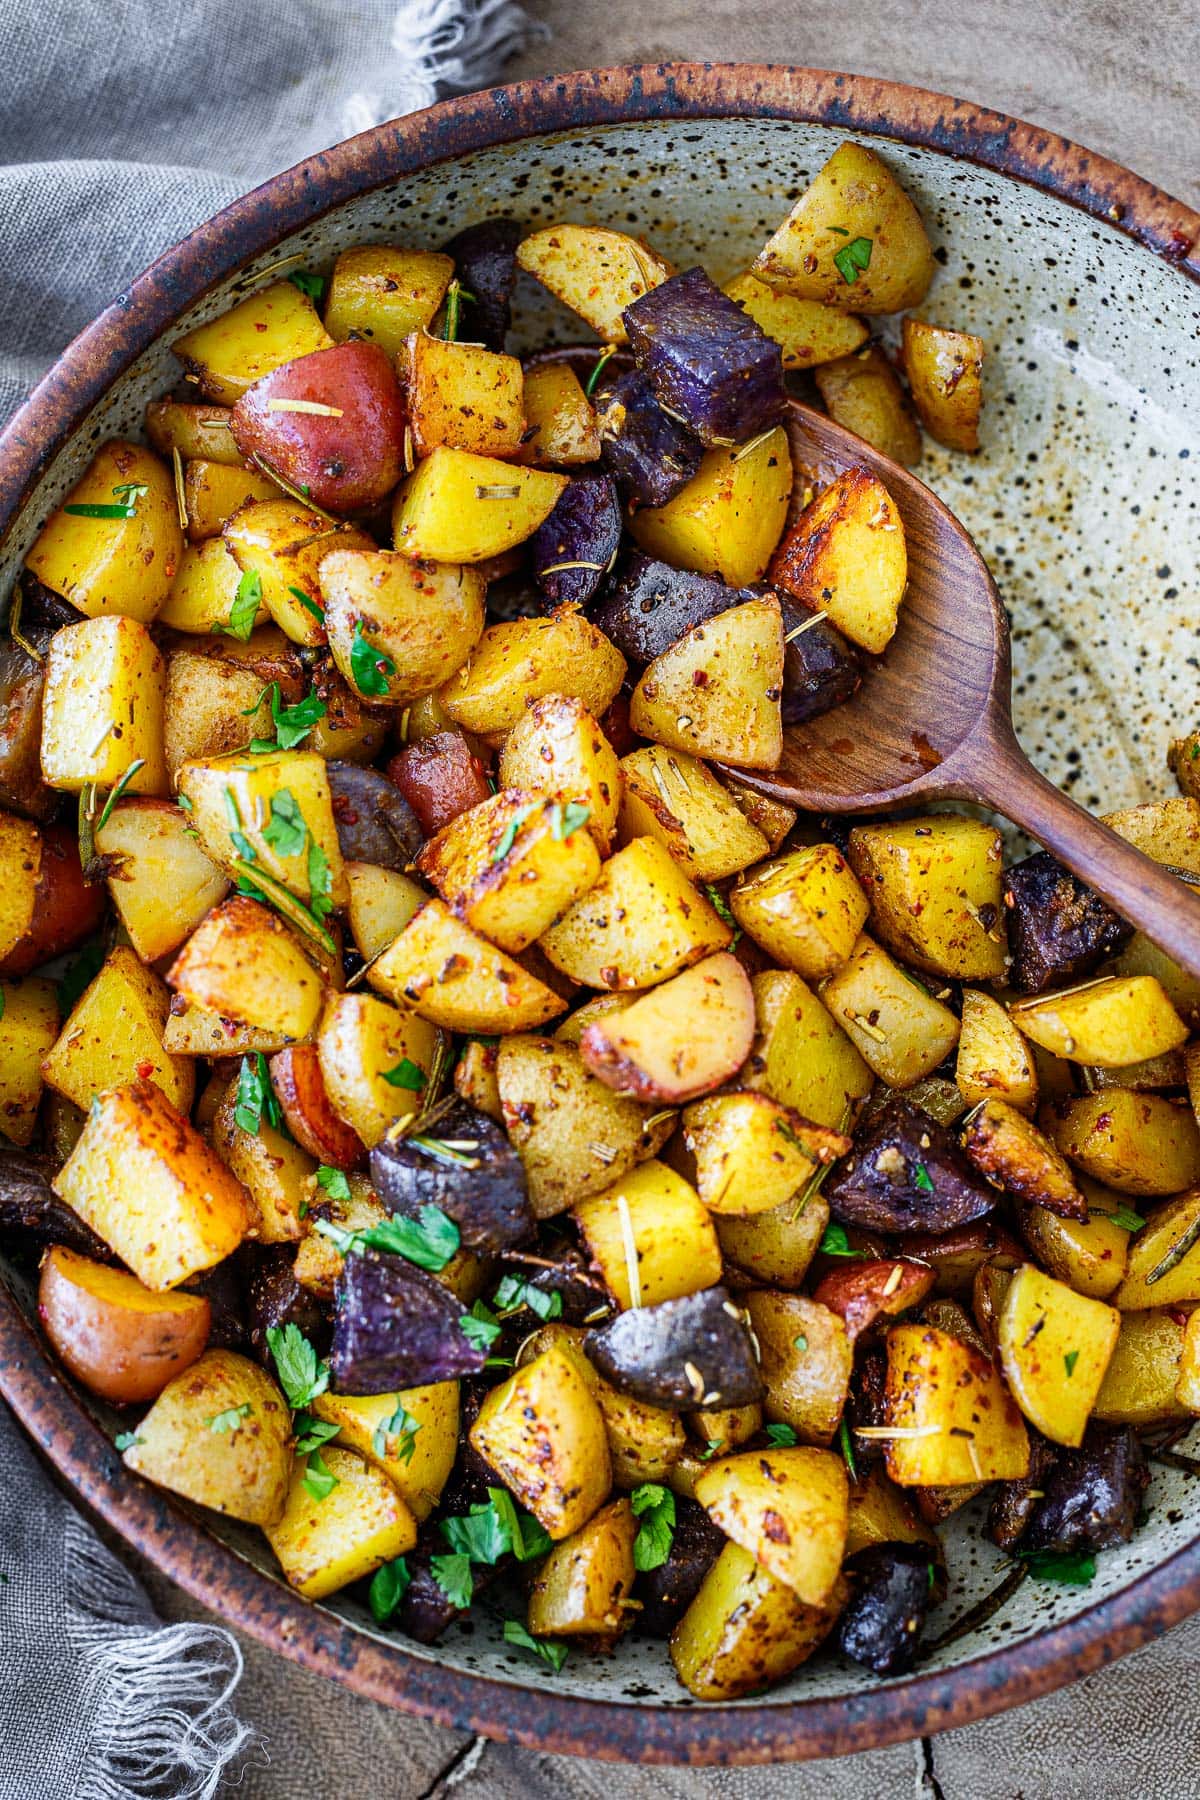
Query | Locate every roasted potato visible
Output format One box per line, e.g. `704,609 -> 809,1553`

883,1324 -> 1030,1486
812,343 -> 923,466
25,440 -> 182,624
996,1263 -> 1120,1446
499,696 -> 622,856
573,1160 -> 721,1309
172,281 -> 333,404
847,816 -> 1007,981
40,615 -> 168,794
39,1245 -> 211,1403
265,1446 -> 418,1599
527,1497 -> 637,1639
1010,976 -> 1187,1067
820,934 -> 961,1086
901,319 -> 985,451
124,1348 -> 291,1524
324,245 -> 454,352
732,844 -> 869,979
628,429 -> 792,591
470,1341 -> 612,1539
438,610 -> 625,738
0,977 -> 58,1146
515,225 -> 673,341
743,1291 -> 853,1445
743,968 -> 873,1130
310,1382 -> 459,1522
1042,1090 -> 1200,1196
373,899 -> 567,1035
41,945 -> 194,1116
94,799 -> 229,963
578,952 -> 754,1104
723,272 -> 869,368
319,549 -> 485,706
629,595 -> 784,770
167,897 -> 326,1043
619,745 -> 767,879
670,1541 -> 845,1700
769,466 -> 907,655
683,1091 -> 848,1216
393,448 -> 568,564
956,988 -> 1039,1112
695,1445 -> 848,1602
540,837 -> 731,990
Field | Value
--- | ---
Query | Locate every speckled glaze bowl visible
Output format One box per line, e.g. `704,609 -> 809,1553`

1,64 -> 1198,1766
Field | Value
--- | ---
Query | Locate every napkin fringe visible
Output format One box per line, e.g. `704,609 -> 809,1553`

341,0 -> 548,135
62,1514 -> 256,1800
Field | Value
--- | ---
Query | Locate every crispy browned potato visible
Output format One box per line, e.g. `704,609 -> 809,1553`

124,1348 -> 292,1525
578,953 -> 754,1103
901,319 -> 984,451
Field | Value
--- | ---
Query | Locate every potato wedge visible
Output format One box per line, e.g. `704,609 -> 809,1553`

961,1098 -> 1086,1220
1112,1188 -> 1200,1308
516,226 -> 673,341
40,615 -> 168,794
573,1160 -> 721,1310
743,1291 -> 853,1446
1103,795 -> 1200,873
723,273 -> 869,368
324,246 -> 454,353
820,934 -> 960,1086
211,1077 -> 316,1244
1042,1090 -> 1200,1196
498,696 -> 621,855
716,1192 -> 831,1290
1010,975 -> 1187,1067
902,318 -> 984,452
269,1043 -> 366,1170
344,862 -> 427,975
438,610 -> 625,738
470,1342 -> 612,1539
540,837 -> 731,991
847,816 -> 1007,980
310,1382 -> 459,1522
628,429 -> 792,590
813,344 -> 923,466
162,1003 -> 295,1059
39,1245 -> 211,1404
373,899 -> 566,1034
162,628 -> 304,780
996,1263 -> 1119,1447
518,364 -> 601,467
1017,1180 -> 1131,1300
145,399 -> 243,467
182,459 -> 279,541
1093,1310 -> 1189,1426
95,798 -> 229,963
125,1348 -> 291,1524
752,142 -> 934,314
732,844 -> 869,980
811,1259 -> 935,1342
404,331 -> 525,460
695,1445 -> 847,1603
683,1091 -> 848,1216
956,988 -> 1038,1112
392,447 -> 568,564
168,897 -> 326,1042
315,992 -> 437,1149
265,1446 -> 418,1599
579,953 -> 754,1104
743,968 -> 872,1130
0,977 -> 58,1147
670,1541 -> 845,1700
496,1033 -> 673,1218
41,945 -> 194,1116
178,747 -> 347,911
618,745 -> 767,880
418,790 -> 601,954
527,1497 -> 637,1639
26,440 -> 182,624
883,1323 -> 1030,1485
769,466 -> 906,655
222,499 -> 375,647
319,549 -> 485,707
172,280 -> 334,404
629,597 -> 784,771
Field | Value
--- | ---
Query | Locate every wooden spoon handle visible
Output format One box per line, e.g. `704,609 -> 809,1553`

977,730 -> 1200,982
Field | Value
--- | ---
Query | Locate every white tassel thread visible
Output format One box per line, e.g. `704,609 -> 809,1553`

62,1514 -> 257,1800
341,0 -> 548,138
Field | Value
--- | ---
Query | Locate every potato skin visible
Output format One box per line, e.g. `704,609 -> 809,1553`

39,1245 -> 211,1403
902,318 -> 984,452
0,818 -> 106,977
579,952 -> 755,1104
124,1348 -> 292,1525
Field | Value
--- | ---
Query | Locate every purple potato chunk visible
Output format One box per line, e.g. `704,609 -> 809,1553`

826,1097 -> 996,1235
331,1251 -> 486,1393
441,217 -> 521,352
243,1245 -> 327,1366
590,553 -> 739,664
1003,851 -> 1132,995
988,1431 -> 1059,1551
623,266 -> 786,447
1021,1425 -> 1148,1555
770,591 -> 863,724
369,1100 -> 532,1254
327,761 -> 422,869
638,1496 -> 725,1636
516,1246 -> 612,1327
394,1529 -> 505,1642
836,1542 -> 935,1676
846,1340 -> 889,1464
0,1149 -> 112,1261
585,1285 -> 763,1410
594,369 -> 703,508
530,471 -> 622,611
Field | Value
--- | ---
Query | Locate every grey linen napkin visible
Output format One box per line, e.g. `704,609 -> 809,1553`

0,2 -> 543,1794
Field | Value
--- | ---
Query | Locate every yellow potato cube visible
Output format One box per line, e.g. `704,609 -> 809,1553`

619,745 -> 768,880
847,815 -> 1007,980
1010,976 -> 1188,1067
265,1447 -> 417,1600
310,1383 -> 459,1522
820,934 -> 961,1085
392,447 -> 568,563
41,946 -> 194,1116
25,440 -> 183,624
40,616 -> 168,794
172,280 -> 334,405
177,747 -> 347,910
404,331 -> 525,459
324,246 -> 454,354
572,1160 -> 721,1311
629,428 -> 792,589
732,844 -> 869,979
0,977 -> 58,1146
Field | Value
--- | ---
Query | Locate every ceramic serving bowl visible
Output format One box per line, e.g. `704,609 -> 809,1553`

1,63 -> 1198,1766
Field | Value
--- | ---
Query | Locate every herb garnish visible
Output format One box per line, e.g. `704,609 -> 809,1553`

95,760 -> 147,832
381,1057 -> 427,1092
114,1431 -> 143,1453
293,1414 -> 341,1456
459,1300 -> 505,1357
502,1619 -> 568,1672
234,1052 -> 283,1136
266,1322 -> 330,1410
491,804 -> 535,864
441,1487 -> 551,1567
315,1164 -> 351,1202
262,788 -> 308,857
243,683 -> 328,751
313,1201 -> 461,1272
549,801 -> 591,841
630,1483 -> 675,1572
705,884 -> 741,945
231,857 -> 338,956
430,1552 -> 474,1610
584,344 -> 618,397
287,584 -> 325,623
64,482 -> 148,519
819,1222 -> 867,1259
373,1401 -> 422,1462
493,1274 -> 563,1322
1018,1548 -> 1096,1586
302,1448 -> 340,1502
441,279 -> 476,342
1063,1349 -> 1079,1378
837,1417 -> 858,1480
288,269 -> 327,303
205,1403 -> 252,1433
215,569 -> 262,642
369,1556 -> 411,1623
833,236 -> 873,285
765,1422 -> 798,1447
350,620 -> 395,697
913,1161 -> 935,1195
1107,1205 -> 1146,1233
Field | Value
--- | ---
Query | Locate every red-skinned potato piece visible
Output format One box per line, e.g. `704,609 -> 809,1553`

385,732 -> 492,837
811,1258 -> 935,1341
579,952 -> 755,1103
894,1221 -> 1025,1296
38,1244 -> 211,1404
0,821 -> 107,976
230,342 -> 405,514
269,1044 -> 367,1171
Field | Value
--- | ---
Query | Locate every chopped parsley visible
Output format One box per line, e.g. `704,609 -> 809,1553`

64,482 -> 148,519
1018,1548 -> 1096,1586
215,569 -> 262,642
313,1201 -> 461,1272
912,1161 -> 935,1195
491,804 -> 535,864
550,801 -> 591,841
369,1556 -> 411,1623
493,1274 -> 562,1322
381,1057 -> 427,1092
266,1322 -> 330,1411
765,1422 -> 798,1448
288,269 -> 327,304
293,1414 -> 341,1455
350,620 -> 395,697
503,1619 -> 568,1672
440,1487 -> 551,1566
244,683 -> 328,752
630,1483 -> 675,1572
373,1401 -> 421,1462
233,1052 -> 283,1136
819,1222 -> 867,1259
459,1300 -> 503,1355
430,1551 -> 474,1610
301,1448 -> 339,1503
261,788 -> 308,858
1063,1349 -> 1080,1378
833,236 -> 873,285
205,1403 -> 252,1433
114,1431 -> 143,1453
288,584 -> 325,624
315,1165 -> 351,1202
1108,1205 -> 1146,1233
705,884 -> 741,945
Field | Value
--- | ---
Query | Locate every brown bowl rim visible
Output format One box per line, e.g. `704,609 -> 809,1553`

2,62 -> 1199,1765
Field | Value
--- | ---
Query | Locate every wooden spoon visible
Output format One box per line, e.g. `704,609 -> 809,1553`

743,401 -> 1200,981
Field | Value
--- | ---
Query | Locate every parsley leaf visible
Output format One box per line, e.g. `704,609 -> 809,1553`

273,691 -> 327,750
315,1202 -> 461,1272
205,1403 -> 252,1433
430,1551 -> 474,1610
1108,1205 -> 1146,1233
369,1556 -> 411,1623
214,569 -> 263,642
293,1413 -> 341,1455
912,1161 -> 935,1194
381,1058 -> 427,1092
550,801 -> 591,841
491,804 -> 535,864
503,1619 -> 568,1672
1064,1349 -> 1080,1378
630,1482 -> 675,1572
288,269 -> 327,303
266,1321 -> 330,1411
1018,1548 -> 1096,1586
493,1274 -> 563,1321
316,1164 -> 351,1202
765,1422 -> 798,1447
288,584 -> 325,624
373,1401 -> 421,1461
705,883 -> 741,946
307,839 -> 333,921
350,620 -> 395,697
114,1431 -> 143,1453
819,1222 -> 867,1259
833,236 -> 873,285
262,789 -> 308,858
65,482 -> 148,520
459,1300 -> 502,1354
234,1052 -> 282,1136
302,1447 -> 339,1502
440,1487 -> 550,1565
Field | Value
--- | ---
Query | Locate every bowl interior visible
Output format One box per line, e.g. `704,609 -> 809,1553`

2,108 -> 1199,1720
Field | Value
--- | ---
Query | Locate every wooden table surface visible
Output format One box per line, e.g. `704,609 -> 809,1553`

139,7 -> 1199,1792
